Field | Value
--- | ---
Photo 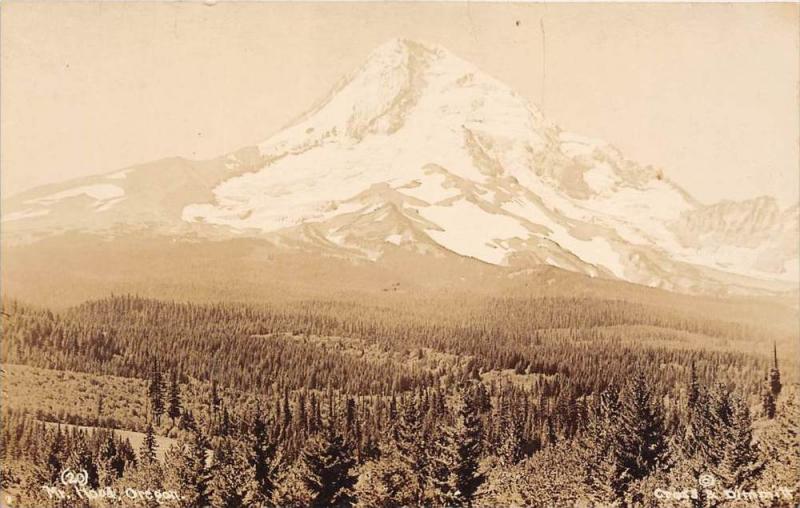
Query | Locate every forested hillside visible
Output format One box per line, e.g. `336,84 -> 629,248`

1,295 -> 798,507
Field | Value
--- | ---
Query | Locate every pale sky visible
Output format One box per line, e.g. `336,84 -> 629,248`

1,2 -> 798,207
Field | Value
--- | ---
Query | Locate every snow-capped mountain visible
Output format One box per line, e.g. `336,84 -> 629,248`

3,39 -> 797,294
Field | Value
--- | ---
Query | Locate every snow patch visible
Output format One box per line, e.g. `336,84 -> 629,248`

501,196 -> 626,278
2,209 -> 50,222
582,164 -> 618,195
385,233 -> 403,245
418,200 -> 529,265
30,184 -> 125,206
107,170 -> 132,180
398,174 -> 460,204
94,197 -> 126,212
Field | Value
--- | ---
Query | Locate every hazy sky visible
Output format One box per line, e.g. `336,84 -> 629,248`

1,2 -> 798,207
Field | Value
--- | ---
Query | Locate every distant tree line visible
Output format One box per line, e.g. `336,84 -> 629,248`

0,295 -> 779,398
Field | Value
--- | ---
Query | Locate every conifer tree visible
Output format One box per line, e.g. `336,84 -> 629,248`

494,440 -> 591,507
97,433 -> 120,487
140,422 -> 158,465
310,394 -> 322,434
148,362 -> 165,426
64,434 -> 99,489
472,382 -> 491,413
179,409 -> 197,432
613,372 -> 669,493
280,388 -> 292,440
496,393 -> 523,466
116,437 -> 136,471
583,386 -> 622,502
164,426 -> 210,508
210,437 -> 252,508
545,416 -> 558,447
688,361 -> 700,410
759,390 -> 800,495
682,383 -> 716,465
389,394 -> 398,423
44,426 -> 66,483
716,394 -> 762,489
769,343 -> 782,398
244,410 -> 281,506
167,370 -> 182,428
120,444 -> 165,508
220,405 -> 231,437
210,380 -> 221,421
393,395 -> 430,504
681,383 -> 763,492
274,419 -> 356,507
353,444 -> 415,508
271,460 -> 315,507
430,384 -> 484,505
344,397 -> 357,442
16,427 -> 68,508
762,383 -> 776,419
297,391 -> 309,434
582,375 -> 668,503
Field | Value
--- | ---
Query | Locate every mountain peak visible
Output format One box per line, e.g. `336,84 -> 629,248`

258,38 -> 539,154
368,37 -> 435,56
364,38 -> 452,66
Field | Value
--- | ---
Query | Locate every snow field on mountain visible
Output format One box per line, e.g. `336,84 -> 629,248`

417,200 -> 530,264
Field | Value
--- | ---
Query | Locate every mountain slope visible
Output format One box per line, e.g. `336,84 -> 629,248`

2,38 -> 797,295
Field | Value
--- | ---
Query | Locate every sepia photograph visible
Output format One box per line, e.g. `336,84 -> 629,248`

0,2 -> 798,507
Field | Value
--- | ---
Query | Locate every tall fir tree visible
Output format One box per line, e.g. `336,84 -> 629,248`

582,386 -> 623,503
688,361 -> 700,410
210,379 -> 222,426
119,441 -> 164,508
209,437 -> 252,508
496,392 -> 524,466
392,394 -> 430,504
167,370 -> 182,428
762,382 -> 777,419
613,371 -> 669,496
273,418 -> 356,507
681,383 -> 763,493
148,361 -> 165,426
179,409 -> 197,432
96,433 -> 120,487
430,384 -> 484,505
164,426 -> 210,508
758,389 -> 800,496
769,343 -> 782,398
46,426 -> 66,483
716,393 -> 762,489
140,422 -> 158,465
244,409 -> 281,506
